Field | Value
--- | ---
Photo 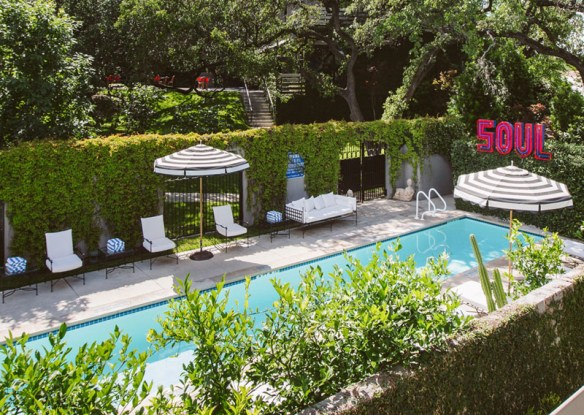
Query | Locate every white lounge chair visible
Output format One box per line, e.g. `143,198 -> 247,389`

212,205 -> 248,252
141,215 -> 178,269
45,229 -> 85,292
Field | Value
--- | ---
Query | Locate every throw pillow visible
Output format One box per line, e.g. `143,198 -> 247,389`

323,193 -> 336,208
305,196 -> 316,212
291,197 -> 305,211
314,195 -> 325,210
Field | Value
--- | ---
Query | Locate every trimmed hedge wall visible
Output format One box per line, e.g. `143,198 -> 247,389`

344,275 -> 584,415
451,139 -> 584,238
0,118 -> 464,263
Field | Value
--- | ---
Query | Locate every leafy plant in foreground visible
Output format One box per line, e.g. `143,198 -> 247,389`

507,220 -> 564,298
0,324 -> 151,415
151,243 -> 469,414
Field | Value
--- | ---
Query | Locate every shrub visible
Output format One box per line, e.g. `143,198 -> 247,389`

507,220 -> 564,298
0,324 -> 151,414
121,85 -> 164,134
149,244 -> 469,413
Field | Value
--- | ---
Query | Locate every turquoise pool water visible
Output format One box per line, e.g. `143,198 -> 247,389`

20,217 -> 536,375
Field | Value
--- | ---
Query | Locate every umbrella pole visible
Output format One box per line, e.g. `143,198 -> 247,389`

200,176 -> 203,252
190,176 -> 213,260
507,209 -> 513,292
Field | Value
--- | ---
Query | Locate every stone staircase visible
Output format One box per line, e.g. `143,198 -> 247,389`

241,90 -> 275,128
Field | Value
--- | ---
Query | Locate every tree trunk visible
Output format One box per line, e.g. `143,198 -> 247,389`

339,52 -> 364,122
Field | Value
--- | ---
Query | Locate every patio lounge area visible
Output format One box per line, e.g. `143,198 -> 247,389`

0,196 -> 462,338
1,195 -> 582,341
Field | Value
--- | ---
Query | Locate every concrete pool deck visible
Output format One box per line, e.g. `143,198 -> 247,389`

0,196 -> 578,340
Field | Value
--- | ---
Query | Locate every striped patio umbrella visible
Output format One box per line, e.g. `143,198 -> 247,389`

454,164 -> 572,213
454,163 -> 572,276
154,144 -> 250,260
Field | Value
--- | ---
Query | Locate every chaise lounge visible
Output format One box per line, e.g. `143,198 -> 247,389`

285,192 -> 357,236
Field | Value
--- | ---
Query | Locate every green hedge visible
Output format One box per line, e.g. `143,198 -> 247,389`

451,140 -> 584,238
345,276 -> 584,415
0,118 -> 463,263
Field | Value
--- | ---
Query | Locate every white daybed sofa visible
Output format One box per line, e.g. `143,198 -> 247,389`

285,192 -> 357,236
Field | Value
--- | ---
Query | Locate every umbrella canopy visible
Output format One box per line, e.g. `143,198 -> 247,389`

154,143 -> 249,177
454,164 -> 573,212
153,144 -> 250,260
454,163 -> 572,281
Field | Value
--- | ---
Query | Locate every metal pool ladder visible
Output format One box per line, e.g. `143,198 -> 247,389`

415,188 -> 447,220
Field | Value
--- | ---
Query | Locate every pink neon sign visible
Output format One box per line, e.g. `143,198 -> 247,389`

476,119 -> 552,161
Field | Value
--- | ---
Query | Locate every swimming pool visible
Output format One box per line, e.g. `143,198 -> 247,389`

19,217 -> 537,385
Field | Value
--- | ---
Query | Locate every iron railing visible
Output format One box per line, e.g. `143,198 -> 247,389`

243,79 -> 254,125
163,173 -> 244,240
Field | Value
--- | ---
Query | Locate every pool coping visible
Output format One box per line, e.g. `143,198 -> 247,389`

18,214 -> 542,344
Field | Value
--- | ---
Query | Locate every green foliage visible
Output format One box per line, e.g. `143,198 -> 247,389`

344,276 -> 584,415
507,220 -> 564,298
549,82 -> 584,133
451,139 -> 584,238
0,118 -> 460,264
0,324 -> 152,414
119,84 -> 165,134
148,278 -> 261,414
95,89 -> 248,136
470,234 -> 507,312
60,0 -> 124,82
116,0 -> 283,83
0,0 -> 94,146
149,245 -> 469,414
524,393 -> 562,415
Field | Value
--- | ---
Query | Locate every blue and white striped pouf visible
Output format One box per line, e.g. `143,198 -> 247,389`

266,211 -> 283,224
107,238 -> 125,254
6,256 -> 27,275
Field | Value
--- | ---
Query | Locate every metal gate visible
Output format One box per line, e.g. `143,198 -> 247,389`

0,201 -> 4,265
163,173 -> 244,240
338,142 -> 386,202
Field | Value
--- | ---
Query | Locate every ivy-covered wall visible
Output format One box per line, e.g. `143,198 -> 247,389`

0,118 -> 463,263
308,272 -> 584,415
451,139 -> 584,238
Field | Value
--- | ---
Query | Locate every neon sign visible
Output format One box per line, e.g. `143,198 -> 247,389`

476,119 -> 552,161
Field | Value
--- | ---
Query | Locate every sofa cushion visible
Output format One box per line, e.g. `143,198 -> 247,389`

305,196 -> 315,212
304,205 -> 353,223
291,197 -> 305,211
323,192 -> 336,208
314,195 -> 325,210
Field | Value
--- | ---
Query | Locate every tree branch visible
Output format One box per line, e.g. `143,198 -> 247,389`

496,30 -> 584,81
534,0 -> 584,13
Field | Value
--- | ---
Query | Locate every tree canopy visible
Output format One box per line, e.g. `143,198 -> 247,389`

0,0 -> 93,146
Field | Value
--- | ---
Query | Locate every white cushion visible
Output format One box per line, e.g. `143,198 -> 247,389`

216,223 -> 247,237
314,195 -> 325,210
323,193 -> 336,208
305,196 -> 315,212
291,197 -> 305,211
143,237 -> 176,253
304,205 -> 353,223
46,254 -> 83,273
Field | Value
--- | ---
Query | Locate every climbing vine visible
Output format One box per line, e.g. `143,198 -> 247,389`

0,118 -> 463,262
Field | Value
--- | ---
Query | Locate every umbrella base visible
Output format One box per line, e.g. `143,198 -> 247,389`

190,250 -> 214,261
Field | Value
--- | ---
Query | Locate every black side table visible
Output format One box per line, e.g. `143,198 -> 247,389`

99,247 -> 135,278
1,267 -> 39,304
266,211 -> 291,242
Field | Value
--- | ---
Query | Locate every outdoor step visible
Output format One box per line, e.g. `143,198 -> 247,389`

240,88 -> 276,127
